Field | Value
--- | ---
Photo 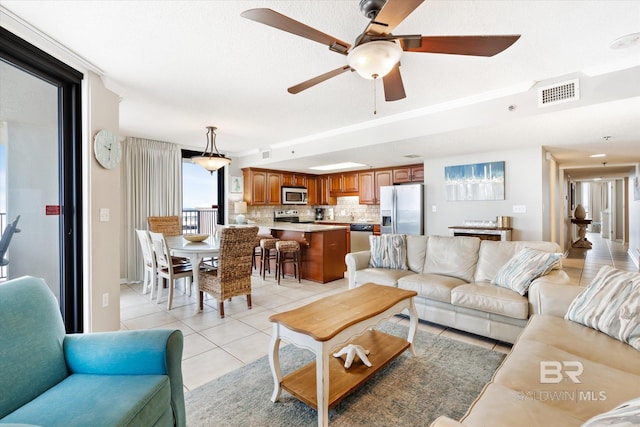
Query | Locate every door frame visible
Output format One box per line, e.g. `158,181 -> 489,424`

0,27 -> 84,333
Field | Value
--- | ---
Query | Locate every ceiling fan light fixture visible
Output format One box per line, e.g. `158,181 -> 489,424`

347,41 -> 402,80
192,126 -> 231,174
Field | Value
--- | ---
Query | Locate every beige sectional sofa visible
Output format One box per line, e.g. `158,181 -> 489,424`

345,235 -> 570,343
431,278 -> 640,427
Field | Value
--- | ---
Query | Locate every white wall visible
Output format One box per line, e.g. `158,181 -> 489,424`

85,71 -> 121,332
424,146 -> 546,241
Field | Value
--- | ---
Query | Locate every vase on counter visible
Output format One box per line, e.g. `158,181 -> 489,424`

574,204 -> 586,219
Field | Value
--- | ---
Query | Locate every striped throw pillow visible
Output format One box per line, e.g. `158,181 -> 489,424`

369,234 -> 407,270
491,248 -> 562,295
566,265 -> 640,351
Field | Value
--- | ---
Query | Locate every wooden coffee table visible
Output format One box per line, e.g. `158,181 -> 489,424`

268,283 -> 418,427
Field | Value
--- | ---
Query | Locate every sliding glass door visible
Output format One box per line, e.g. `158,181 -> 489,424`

0,27 -> 83,332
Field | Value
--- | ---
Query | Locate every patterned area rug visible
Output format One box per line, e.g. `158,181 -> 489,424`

185,322 -> 505,427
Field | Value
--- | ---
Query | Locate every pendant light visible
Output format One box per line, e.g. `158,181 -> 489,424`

192,126 -> 231,173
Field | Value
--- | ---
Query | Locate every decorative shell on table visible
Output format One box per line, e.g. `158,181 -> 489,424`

183,234 -> 209,242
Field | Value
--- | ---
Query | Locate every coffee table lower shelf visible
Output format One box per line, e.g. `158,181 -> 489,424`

281,329 -> 410,410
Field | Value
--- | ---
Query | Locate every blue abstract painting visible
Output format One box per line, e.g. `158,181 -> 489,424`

444,161 -> 505,201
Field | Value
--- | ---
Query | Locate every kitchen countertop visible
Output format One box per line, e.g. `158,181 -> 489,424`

269,222 -> 349,232
314,219 -> 381,225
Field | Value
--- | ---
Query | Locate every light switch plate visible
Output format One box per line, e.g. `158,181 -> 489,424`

513,205 -> 527,214
99,208 -> 110,222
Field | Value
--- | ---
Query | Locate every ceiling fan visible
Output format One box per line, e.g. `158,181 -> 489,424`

241,0 -> 520,102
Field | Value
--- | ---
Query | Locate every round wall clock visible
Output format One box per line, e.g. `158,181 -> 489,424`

93,129 -> 122,169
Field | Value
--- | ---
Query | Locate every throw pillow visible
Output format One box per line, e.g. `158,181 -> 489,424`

565,265 -> 640,351
580,396 -> 640,426
491,248 -> 562,295
369,234 -> 407,270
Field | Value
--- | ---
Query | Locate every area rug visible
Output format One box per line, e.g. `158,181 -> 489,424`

185,322 -> 505,426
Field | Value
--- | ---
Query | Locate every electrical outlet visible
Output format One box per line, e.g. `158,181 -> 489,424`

102,293 -> 109,308
513,205 -> 527,214
431,205 -> 437,213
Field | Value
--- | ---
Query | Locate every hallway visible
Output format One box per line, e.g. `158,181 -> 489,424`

563,232 -> 637,286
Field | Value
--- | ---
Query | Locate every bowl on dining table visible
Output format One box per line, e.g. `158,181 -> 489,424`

183,234 -> 209,242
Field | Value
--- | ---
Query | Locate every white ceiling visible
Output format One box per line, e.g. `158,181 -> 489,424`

2,0 -> 640,179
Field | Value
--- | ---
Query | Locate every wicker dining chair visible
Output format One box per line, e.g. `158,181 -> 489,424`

147,215 -> 182,236
198,226 -> 258,317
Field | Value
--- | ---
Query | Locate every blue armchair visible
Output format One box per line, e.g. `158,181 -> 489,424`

0,276 -> 185,427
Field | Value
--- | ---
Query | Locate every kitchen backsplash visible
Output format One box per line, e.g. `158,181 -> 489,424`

230,196 -> 380,224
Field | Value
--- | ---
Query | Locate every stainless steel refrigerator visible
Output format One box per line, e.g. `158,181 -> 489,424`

380,184 -> 424,235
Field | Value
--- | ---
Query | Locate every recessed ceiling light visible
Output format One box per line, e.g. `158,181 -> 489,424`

610,32 -> 640,50
309,162 -> 366,171
589,154 -> 607,158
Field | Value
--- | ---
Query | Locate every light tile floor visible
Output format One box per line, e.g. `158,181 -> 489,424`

120,232 -> 636,393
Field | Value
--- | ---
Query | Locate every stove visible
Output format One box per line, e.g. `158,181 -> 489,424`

274,210 -> 315,224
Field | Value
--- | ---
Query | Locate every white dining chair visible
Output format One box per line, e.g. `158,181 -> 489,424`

135,229 -> 157,299
148,231 -> 193,310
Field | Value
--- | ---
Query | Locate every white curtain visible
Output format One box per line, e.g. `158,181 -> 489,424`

122,137 -> 182,281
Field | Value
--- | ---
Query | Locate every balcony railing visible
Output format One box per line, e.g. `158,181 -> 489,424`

182,207 -> 219,235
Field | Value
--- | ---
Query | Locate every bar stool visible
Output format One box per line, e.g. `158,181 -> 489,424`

260,238 -> 279,280
275,240 -> 301,285
252,234 -> 272,271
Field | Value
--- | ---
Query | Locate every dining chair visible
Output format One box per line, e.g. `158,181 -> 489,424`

147,215 -> 190,264
135,229 -> 157,299
147,215 -> 182,236
148,231 -> 193,310
198,226 -> 258,317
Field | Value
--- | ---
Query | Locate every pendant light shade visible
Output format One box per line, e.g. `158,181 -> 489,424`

192,126 -> 231,173
347,41 -> 402,80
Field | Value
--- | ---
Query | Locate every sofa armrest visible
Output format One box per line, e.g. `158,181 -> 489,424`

345,250 -> 371,289
429,416 -> 467,427
64,329 -> 185,427
529,281 -> 585,317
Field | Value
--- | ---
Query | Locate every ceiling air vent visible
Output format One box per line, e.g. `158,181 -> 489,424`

260,149 -> 271,160
538,79 -> 580,107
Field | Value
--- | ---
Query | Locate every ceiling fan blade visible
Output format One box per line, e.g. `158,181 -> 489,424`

402,35 -> 521,57
241,8 -> 351,54
382,63 -> 406,102
288,66 -> 353,94
365,0 -> 425,37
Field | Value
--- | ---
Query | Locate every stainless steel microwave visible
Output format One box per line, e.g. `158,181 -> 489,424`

281,186 -> 308,205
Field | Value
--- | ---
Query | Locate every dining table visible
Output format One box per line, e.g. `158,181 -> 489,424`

165,235 -> 220,311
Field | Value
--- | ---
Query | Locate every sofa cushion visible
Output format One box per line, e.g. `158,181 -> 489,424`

1,374 -> 171,426
422,235 -> 480,282
462,315 -> 640,427
355,268 -> 415,288
398,273 -> 467,303
474,240 -> 520,283
491,248 -> 561,295
565,265 -> 640,351
406,235 -> 429,273
451,283 -> 529,319
516,241 -> 564,269
369,234 -> 407,269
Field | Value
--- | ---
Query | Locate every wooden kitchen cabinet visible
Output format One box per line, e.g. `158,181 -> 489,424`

329,172 -> 359,196
243,168 -> 282,205
318,176 -> 333,205
306,176 -> 318,205
281,173 -> 307,187
393,165 -> 424,183
374,169 -> 392,204
358,171 -> 376,205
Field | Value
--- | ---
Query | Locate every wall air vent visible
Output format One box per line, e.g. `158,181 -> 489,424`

538,79 -> 580,107
260,149 -> 271,160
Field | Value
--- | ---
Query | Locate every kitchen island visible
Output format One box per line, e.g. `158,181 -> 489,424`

267,222 -> 348,284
